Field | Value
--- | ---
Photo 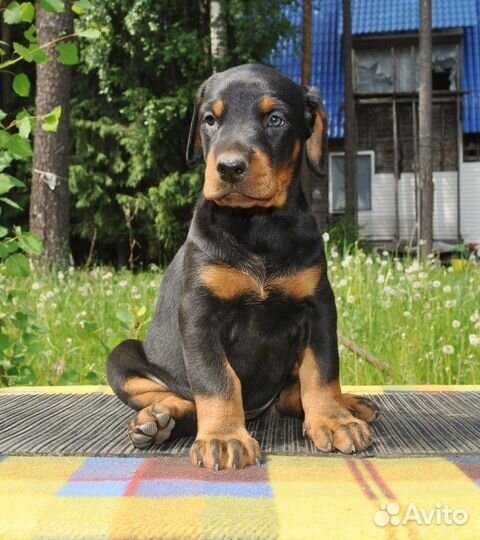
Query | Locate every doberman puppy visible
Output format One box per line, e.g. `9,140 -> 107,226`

107,64 -> 379,470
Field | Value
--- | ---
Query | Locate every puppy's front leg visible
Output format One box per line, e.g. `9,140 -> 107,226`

180,293 -> 261,471
300,281 -> 377,453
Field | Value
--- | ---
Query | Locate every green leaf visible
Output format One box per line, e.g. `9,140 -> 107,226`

4,252 -> 30,277
0,109 -> 7,121
7,134 -> 32,158
20,2 -> 35,23
17,232 -> 42,255
0,334 -> 12,352
18,116 -> 32,138
0,152 -> 12,172
13,42 -> 33,62
0,244 -> 9,258
116,306 -> 134,326
3,2 -> 23,24
13,73 -> 30,97
0,197 -> 22,210
42,105 -> 62,132
72,0 -> 92,14
78,28 -> 100,39
0,225 -> 7,238
0,173 -> 25,195
40,0 -> 65,13
56,43 -> 78,65
24,25 -> 37,43
0,131 -> 10,148
31,48 -> 49,64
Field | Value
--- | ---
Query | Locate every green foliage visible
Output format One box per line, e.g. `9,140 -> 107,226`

0,0 -> 99,384
69,0 -> 295,264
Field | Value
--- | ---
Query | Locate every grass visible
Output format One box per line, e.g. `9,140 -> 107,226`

0,248 -> 479,387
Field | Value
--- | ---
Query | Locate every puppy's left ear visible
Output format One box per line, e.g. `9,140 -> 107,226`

303,86 -> 328,176
186,82 -> 206,167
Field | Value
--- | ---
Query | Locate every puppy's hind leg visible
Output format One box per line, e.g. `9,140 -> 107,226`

107,339 -> 196,448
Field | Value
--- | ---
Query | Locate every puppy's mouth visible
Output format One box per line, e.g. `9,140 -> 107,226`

217,189 -> 271,202
213,187 -> 275,208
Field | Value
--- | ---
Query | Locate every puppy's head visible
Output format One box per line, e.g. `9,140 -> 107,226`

186,64 -> 328,209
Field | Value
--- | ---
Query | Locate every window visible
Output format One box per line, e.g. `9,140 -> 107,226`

329,152 -> 373,212
354,44 -> 458,94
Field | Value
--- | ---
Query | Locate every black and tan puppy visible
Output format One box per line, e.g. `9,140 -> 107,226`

108,64 -> 379,470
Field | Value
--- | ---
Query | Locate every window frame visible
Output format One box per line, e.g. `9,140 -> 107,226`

328,151 -> 375,214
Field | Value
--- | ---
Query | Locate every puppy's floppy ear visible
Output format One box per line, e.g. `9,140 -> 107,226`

303,86 -> 328,176
186,82 -> 206,167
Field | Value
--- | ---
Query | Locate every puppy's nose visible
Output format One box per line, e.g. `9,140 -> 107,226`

217,157 -> 247,184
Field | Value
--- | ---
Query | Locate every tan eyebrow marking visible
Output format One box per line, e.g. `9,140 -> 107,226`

260,97 -> 278,114
212,100 -> 225,118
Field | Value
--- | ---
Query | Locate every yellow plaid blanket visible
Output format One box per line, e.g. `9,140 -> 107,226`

0,454 -> 479,540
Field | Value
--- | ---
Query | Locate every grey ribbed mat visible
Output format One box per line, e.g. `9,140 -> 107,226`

0,391 -> 479,457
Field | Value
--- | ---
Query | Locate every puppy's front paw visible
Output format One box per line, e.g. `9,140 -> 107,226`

303,407 -> 372,454
190,429 -> 262,471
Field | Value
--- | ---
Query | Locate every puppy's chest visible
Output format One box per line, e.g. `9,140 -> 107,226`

199,262 -> 323,303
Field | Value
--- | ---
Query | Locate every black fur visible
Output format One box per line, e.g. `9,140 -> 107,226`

108,63 -> 337,434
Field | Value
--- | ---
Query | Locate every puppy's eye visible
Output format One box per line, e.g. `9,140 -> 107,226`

267,115 -> 285,128
204,114 -> 216,126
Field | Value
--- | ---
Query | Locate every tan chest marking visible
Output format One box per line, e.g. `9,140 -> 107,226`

199,264 -> 322,301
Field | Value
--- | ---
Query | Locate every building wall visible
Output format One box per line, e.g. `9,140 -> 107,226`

356,172 -> 460,242
460,162 -> 480,242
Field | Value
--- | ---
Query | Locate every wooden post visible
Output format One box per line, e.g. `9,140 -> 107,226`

301,0 -> 312,87
418,0 -> 433,259
342,0 -> 358,229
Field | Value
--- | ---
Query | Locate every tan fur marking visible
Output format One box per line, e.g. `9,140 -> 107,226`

212,100 -> 225,118
270,266 -> 322,299
200,265 -> 263,300
124,376 -> 195,418
259,96 -> 278,114
305,109 -> 326,164
195,361 -> 245,437
200,263 -> 322,301
204,151 -> 219,200
269,140 -> 302,207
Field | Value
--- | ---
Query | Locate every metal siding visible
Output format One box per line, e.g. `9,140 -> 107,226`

271,0 -> 344,138
352,0 -> 477,35
272,0 -> 480,137
463,0 -> 480,133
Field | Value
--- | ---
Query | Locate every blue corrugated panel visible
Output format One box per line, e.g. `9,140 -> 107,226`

463,0 -> 480,132
352,0 -> 477,35
272,0 -> 480,137
270,0 -> 344,138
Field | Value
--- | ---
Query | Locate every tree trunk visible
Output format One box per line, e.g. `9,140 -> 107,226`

29,3 -> 73,270
301,0 -> 312,87
342,0 -> 358,230
418,0 -> 433,259
209,0 -> 226,71
301,0 -> 315,206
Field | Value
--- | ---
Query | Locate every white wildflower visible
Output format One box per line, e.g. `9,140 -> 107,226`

322,232 -> 330,243
432,280 -> 441,288
469,335 -> 480,347
452,320 -> 461,329
442,345 -> 454,355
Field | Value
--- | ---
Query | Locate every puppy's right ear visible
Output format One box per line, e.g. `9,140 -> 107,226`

186,82 -> 206,167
